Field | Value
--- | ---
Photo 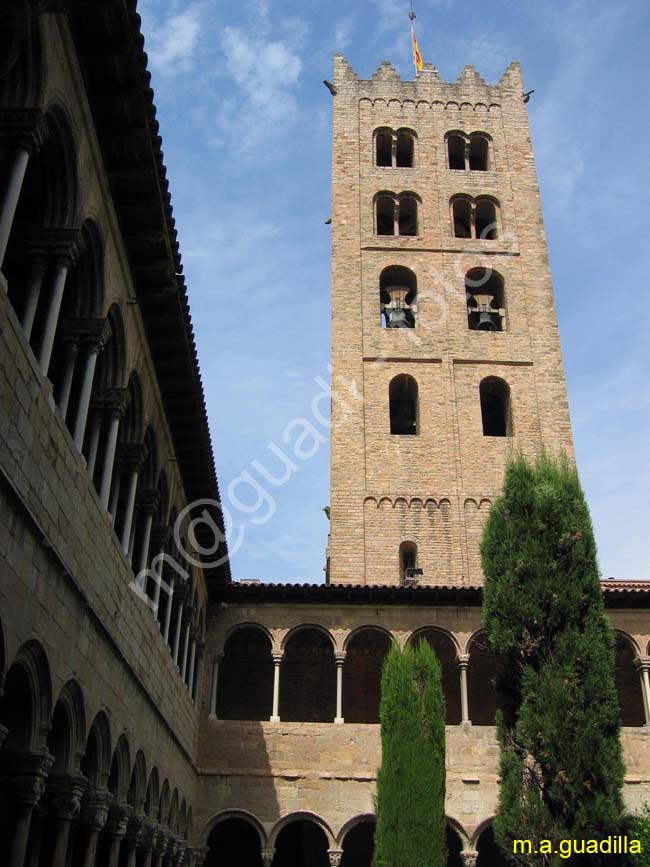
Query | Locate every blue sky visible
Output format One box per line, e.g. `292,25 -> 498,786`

136,0 -> 650,583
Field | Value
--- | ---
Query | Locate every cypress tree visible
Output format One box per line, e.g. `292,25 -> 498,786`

372,641 -> 446,867
481,452 -> 625,865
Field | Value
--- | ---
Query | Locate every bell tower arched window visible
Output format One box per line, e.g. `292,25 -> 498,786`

380,266 -> 417,328
389,374 -> 419,435
466,268 -> 505,331
374,128 -> 416,168
451,196 -> 499,240
400,541 -> 419,583
480,377 -> 512,437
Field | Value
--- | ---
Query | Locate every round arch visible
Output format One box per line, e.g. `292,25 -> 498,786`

203,809 -> 268,848
108,735 -> 131,804
0,638 -> 52,750
221,622 -> 274,655
467,631 -> 499,726
48,679 -> 87,774
281,623 -> 336,653
127,749 -> 148,813
343,626 -> 393,724
218,624 -> 273,721
158,778 -> 171,827
280,627 -> 336,723
269,811 -> 335,849
615,630 -> 645,726
82,711 -> 112,789
336,813 -> 376,845
409,628 -> 462,724
343,623 -> 395,652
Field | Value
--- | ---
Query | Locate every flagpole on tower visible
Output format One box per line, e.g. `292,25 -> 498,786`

409,0 -> 424,76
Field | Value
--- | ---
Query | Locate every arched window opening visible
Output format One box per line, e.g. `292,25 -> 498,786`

615,635 -> 645,726
398,195 -> 418,236
399,541 -> 420,584
412,631 -> 462,724
375,130 -> 392,167
452,198 -> 472,239
343,628 -> 392,723
469,135 -> 489,171
380,266 -> 417,329
207,818 -> 262,867
396,130 -> 415,168
475,198 -> 498,240
341,820 -> 376,867
389,374 -> 418,435
447,134 -> 466,170
273,820 -> 329,867
280,629 -> 336,723
0,662 -> 34,750
446,827 -> 464,867
375,195 -> 395,236
476,825 -> 509,866
466,268 -> 505,332
217,627 -> 273,720
467,634 -> 499,725
480,377 -> 512,438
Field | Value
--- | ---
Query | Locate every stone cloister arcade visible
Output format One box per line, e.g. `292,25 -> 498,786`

206,619 -> 650,729
202,811 -> 507,867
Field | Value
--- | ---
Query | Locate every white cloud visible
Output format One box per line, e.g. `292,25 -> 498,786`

334,16 -> 355,50
143,4 -> 202,75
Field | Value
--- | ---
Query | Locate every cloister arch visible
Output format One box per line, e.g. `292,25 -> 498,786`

343,626 -> 393,724
280,627 -> 336,722
158,778 -> 171,827
0,638 -> 52,750
145,767 -> 160,820
127,748 -> 147,814
467,632 -> 499,725
475,822 -> 508,865
270,811 -> 334,863
48,678 -> 86,774
615,631 -> 645,726
82,711 -> 112,789
206,815 -> 263,867
108,735 -> 131,804
340,816 -> 375,867
409,628 -> 462,724
218,624 -> 273,720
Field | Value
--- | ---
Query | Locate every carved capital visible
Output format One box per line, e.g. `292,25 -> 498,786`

0,108 -> 48,152
0,749 -> 54,806
140,821 -> 160,853
328,849 -> 344,867
173,837 -> 187,865
635,656 -> 650,674
135,487 -> 161,515
106,803 -> 133,840
91,386 -> 130,419
272,653 -> 284,666
115,442 -> 146,472
46,773 -> 87,820
59,317 -> 111,352
334,651 -> 347,666
25,227 -> 81,267
261,849 -> 275,867
150,525 -> 172,552
457,653 -> 470,668
125,812 -> 147,849
460,851 -> 479,867
81,787 -> 113,831
154,828 -> 171,857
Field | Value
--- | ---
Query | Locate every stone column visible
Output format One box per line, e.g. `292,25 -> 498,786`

57,334 -> 79,419
115,443 -> 145,553
85,409 -> 102,478
334,651 -> 346,724
124,813 -> 146,867
179,608 -> 193,679
328,849 -> 344,866
0,749 -> 54,867
271,652 -> 283,722
153,829 -> 170,867
186,628 -> 198,691
133,489 -> 160,581
173,838 -> 186,867
139,822 -> 159,867
171,589 -> 187,664
80,788 -> 113,867
192,643 -> 205,704
0,108 -> 48,268
105,803 -> 133,867
162,574 -> 176,643
25,804 -> 46,867
93,388 -> 129,509
261,848 -> 275,867
72,318 -> 111,448
460,851 -> 479,866
209,651 -> 223,718
21,255 -> 48,340
35,230 -> 80,376
149,526 -> 171,621
458,653 -> 470,724
47,774 -> 88,867
635,657 -> 650,727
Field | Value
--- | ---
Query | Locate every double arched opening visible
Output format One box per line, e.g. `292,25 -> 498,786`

451,196 -> 499,241
375,127 -> 416,168
375,192 -> 420,237
447,131 -> 491,172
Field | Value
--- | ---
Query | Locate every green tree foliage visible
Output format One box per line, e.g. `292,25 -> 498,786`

372,641 -> 447,867
482,452 -> 625,866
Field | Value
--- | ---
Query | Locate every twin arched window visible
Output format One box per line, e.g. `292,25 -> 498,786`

375,193 -> 419,237
447,132 -> 491,171
452,196 -> 499,240
375,128 -> 416,168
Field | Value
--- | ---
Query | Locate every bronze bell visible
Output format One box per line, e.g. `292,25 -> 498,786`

477,311 -> 497,331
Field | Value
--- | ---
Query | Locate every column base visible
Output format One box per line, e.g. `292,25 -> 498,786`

269,716 -> 280,723
334,717 -> 345,725
208,714 -> 218,721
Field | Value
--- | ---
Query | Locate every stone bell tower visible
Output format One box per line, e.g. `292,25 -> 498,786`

327,55 -> 574,587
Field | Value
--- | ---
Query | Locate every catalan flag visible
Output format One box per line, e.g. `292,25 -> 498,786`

410,13 -> 423,74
